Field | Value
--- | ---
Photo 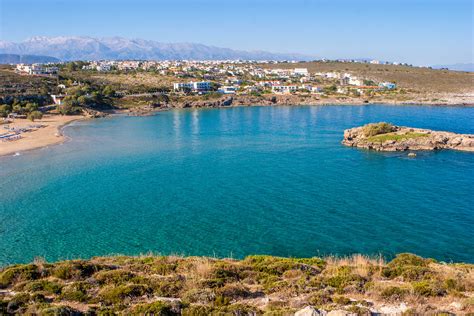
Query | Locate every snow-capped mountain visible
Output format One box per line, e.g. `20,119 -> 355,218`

0,36 -> 315,61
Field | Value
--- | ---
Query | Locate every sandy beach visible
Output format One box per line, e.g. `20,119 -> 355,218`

0,115 -> 82,157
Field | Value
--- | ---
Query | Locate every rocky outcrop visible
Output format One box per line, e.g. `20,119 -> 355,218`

168,95 -> 367,109
342,123 -> 474,152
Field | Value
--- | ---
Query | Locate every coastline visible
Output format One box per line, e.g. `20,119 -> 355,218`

2,100 -> 473,158
0,114 -> 83,158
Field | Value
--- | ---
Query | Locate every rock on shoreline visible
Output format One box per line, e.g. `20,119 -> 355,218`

342,122 -> 474,152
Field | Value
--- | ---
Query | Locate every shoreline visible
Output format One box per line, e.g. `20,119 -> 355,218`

0,114 -> 84,158
1,102 -> 473,158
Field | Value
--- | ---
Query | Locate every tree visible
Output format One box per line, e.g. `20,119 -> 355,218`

77,96 -> 88,106
0,104 -> 9,117
28,111 -> 43,122
25,102 -> 39,113
102,85 -> 115,97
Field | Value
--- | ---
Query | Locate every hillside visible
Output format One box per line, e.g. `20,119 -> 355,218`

0,66 -> 59,98
261,62 -> 474,94
1,253 -> 473,315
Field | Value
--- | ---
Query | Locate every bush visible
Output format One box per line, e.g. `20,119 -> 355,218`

149,276 -> 184,297
99,284 -> 151,305
182,288 -> 215,304
39,305 -> 82,316
25,280 -> 62,294
244,255 -> 324,276
59,282 -> 90,302
182,305 -> 214,316
131,301 -> 177,315
27,110 -> 43,121
380,286 -> 409,301
382,253 -> 433,281
362,122 -> 396,137
324,266 -> 366,292
333,295 -> 351,305
94,269 -> 135,285
412,280 -> 446,297
6,293 -> 30,313
52,261 -> 103,280
0,265 -> 40,288
217,283 -> 251,300
308,290 -> 333,306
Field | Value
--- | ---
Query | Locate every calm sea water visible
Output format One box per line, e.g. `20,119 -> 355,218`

1,105 -> 473,265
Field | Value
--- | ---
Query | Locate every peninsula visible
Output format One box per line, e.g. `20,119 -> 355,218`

342,122 -> 474,152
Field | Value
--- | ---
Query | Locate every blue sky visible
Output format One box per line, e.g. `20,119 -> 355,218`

0,0 -> 472,65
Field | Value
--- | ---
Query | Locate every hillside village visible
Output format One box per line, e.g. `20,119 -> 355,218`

0,58 -> 472,123
14,59 -> 397,98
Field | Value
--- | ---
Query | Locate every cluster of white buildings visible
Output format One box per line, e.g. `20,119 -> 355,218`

15,63 -> 58,76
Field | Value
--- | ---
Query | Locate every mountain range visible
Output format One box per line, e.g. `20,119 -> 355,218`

0,53 -> 60,64
0,36 -> 316,61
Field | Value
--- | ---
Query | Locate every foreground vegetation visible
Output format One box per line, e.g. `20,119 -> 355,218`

1,253 -> 473,315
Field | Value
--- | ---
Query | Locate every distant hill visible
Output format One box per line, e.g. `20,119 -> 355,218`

432,63 -> 474,72
0,53 -> 60,64
261,61 -> 474,93
0,36 -> 316,61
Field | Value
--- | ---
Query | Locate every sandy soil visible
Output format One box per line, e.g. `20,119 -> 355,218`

0,115 -> 82,157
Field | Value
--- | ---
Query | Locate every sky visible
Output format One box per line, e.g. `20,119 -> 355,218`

0,0 -> 473,65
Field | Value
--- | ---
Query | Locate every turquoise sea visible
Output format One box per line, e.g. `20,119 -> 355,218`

0,105 -> 473,266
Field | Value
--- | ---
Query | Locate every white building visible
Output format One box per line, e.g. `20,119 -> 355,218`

173,81 -> 212,92
271,85 -> 298,94
379,82 -> 397,89
218,86 -> 237,94
16,63 -> 58,75
293,68 -> 309,76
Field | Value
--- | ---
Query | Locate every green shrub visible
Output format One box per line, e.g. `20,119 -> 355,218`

362,122 -> 396,137
148,276 -> 184,297
0,264 -> 41,288
389,253 -> 430,267
213,295 -> 230,307
39,305 -> 82,316
380,286 -> 409,301
324,266 -> 366,292
131,301 -> 177,315
150,257 -> 179,275
308,290 -> 333,306
333,295 -> 351,305
27,110 -> 43,121
59,282 -> 91,302
94,269 -> 135,285
24,280 -> 63,294
382,253 -> 433,280
52,261 -> 104,280
214,303 -> 259,314
217,283 -> 251,300
182,305 -> 214,316
6,293 -> 31,313
99,284 -> 151,305
412,280 -> 446,297
244,256 -> 324,276
182,288 -> 215,304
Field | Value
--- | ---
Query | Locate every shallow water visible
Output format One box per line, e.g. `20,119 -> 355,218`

1,105 -> 473,265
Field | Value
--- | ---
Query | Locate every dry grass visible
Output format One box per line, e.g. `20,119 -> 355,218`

260,61 -> 474,93
1,253 -> 472,315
